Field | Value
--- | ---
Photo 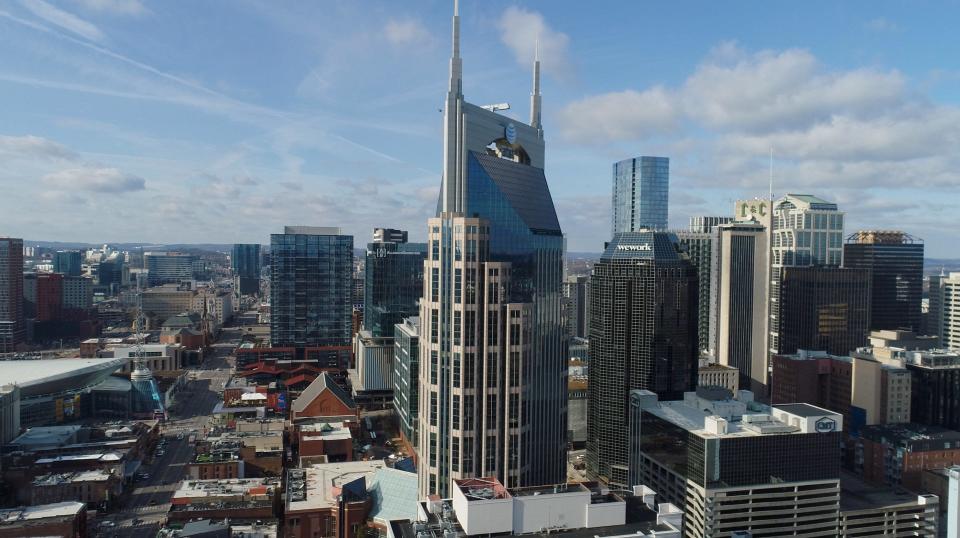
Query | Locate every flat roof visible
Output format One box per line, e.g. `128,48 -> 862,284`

0,501 -> 84,524
287,460 -> 385,512
840,471 -> 931,511
773,403 -> 834,418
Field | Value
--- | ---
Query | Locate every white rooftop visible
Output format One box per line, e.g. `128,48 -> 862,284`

0,357 -> 125,398
0,501 -> 85,523
300,421 -> 352,442
287,460 -> 385,512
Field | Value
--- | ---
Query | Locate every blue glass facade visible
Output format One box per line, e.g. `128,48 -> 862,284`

53,250 -> 83,277
463,151 -> 567,486
363,240 -> 427,338
232,243 -> 261,278
270,231 -> 353,349
612,156 -> 669,234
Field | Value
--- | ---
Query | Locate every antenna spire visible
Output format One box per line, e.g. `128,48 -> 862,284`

530,37 -> 542,130
449,0 -> 462,95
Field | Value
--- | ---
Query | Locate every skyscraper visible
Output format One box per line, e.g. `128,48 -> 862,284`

0,238 -> 24,353
562,275 -> 589,339
363,229 -> 426,338
843,231 -> 923,332
931,272 -> 960,349
710,221 -> 769,393
270,227 -> 353,350
779,266 -> 871,356
769,195 -> 845,368
587,231 -> 698,488
677,216 -> 732,354
232,243 -> 262,296
52,250 -> 82,277
144,252 -> 198,286
417,5 -> 566,497
611,156 -> 669,234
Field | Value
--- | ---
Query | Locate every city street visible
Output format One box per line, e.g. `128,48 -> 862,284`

95,328 -> 240,537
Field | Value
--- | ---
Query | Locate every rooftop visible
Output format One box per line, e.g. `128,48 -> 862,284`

172,478 -> 280,502
860,423 -> 960,450
0,357 -> 125,398
299,421 -> 352,442
286,460 -> 386,512
33,469 -> 114,485
0,501 -> 85,525
840,471 -> 936,512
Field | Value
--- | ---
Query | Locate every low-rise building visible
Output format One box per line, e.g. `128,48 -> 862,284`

167,477 -> 281,523
285,460 -> 387,538
855,423 -> 960,490
0,501 -> 87,538
395,478 -> 682,538
297,421 -> 353,463
696,362 -> 739,392
291,373 -> 358,423
188,451 -> 244,480
30,469 -> 121,509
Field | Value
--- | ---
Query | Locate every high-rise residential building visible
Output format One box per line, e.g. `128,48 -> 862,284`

232,243 -> 262,296
144,252 -> 198,286
587,231 -> 698,488
393,317 -> 419,448
677,216 -> 732,354
562,275 -> 589,339
843,231 -> 923,332
0,238 -> 24,353
769,194 -> 845,362
612,156 -> 669,234
363,229 -> 426,338
417,5 -> 566,497
709,221 -> 769,393
630,389 -> 843,538
52,250 -> 83,277
62,275 -> 93,312
779,266 -> 871,356
270,227 -> 353,351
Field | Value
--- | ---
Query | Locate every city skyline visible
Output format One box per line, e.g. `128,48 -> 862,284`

1,1 -> 958,256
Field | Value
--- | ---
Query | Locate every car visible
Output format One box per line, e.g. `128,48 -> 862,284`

100,521 -> 116,528
156,450 -> 165,456
177,432 -> 184,440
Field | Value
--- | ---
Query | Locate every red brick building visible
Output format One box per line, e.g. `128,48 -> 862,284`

0,501 -> 87,538
291,373 -> 358,422
856,423 -> 960,490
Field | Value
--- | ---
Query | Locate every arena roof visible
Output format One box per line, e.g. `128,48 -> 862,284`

0,357 -> 126,399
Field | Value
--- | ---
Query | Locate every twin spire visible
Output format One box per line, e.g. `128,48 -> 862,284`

447,1 -> 542,128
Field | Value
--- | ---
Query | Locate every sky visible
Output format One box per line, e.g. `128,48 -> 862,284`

0,1 -> 958,256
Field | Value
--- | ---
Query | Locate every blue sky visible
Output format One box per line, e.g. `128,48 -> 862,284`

1,1 -> 958,256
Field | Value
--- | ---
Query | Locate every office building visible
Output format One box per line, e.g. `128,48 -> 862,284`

677,216 -> 732,355
363,229 -> 426,338
144,251 -> 198,286
928,272 -> 960,350
843,231 -> 923,332
0,238 -> 24,353
373,228 -> 407,243
0,384 -> 20,447
562,274 -> 589,339
393,317 -> 419,448
52,250 -> 82,277
631,388 -> 843,538
352,330 -> 394,407
697,362 -> 739,392
232,243 -> 262,296
779,266 -> 871,356
710,221 -> 769,393
270,226 -> 353,350
612,156 -> 669,233
769,194 -> 845,360
34,273 -> 63,322
587,232 -> 698,488
417,5 -> 566,497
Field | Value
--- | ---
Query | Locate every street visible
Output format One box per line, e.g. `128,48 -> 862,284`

96,325 -> 242,537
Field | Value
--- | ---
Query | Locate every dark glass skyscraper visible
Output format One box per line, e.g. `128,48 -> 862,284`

677,216 -> 732,354
778,266 -> 871,356
363,230 -> 426,338
232,243 -> 262,296
270,227 -> 353,350
53,250 -> 83,277
586,231 -> 698,488
144,252 -> 197,286
0,238 -> 24,353
612,156 -> 669,233
843,231 -> 923,332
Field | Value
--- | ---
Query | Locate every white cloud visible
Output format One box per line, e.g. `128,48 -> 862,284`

42,166 -> 146,193
19,0 -> 105,42
71,0 -> 148,17
556,88 -> 679,143
384,17 -> 429,45
0,135 -> 80,161
497,6 -> 569,75
683,45 -> 906,132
